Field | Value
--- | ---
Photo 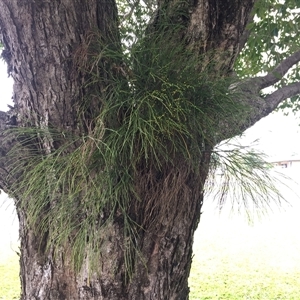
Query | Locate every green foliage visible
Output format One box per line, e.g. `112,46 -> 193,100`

117,0 -> 156,54
6,29 -> 247,274
237,0 -> 300,76
117,0 -> 300,113
207,141 -> 286,221
236,0 -> 300,112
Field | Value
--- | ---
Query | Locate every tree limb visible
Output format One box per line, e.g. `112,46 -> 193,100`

222,49 -> 300,140
236,51 -> 300,131
264,81 -> 300,111
221,77 -> 300,142
240,81 -> 300,133
258,50 -> 300,89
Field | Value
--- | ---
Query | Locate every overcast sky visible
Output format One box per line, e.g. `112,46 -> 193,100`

239,108 -> 300,160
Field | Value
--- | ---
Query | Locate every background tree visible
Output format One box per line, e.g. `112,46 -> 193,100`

0,0 -> 299,299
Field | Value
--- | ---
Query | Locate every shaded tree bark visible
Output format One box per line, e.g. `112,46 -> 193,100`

0,0 -> 300,299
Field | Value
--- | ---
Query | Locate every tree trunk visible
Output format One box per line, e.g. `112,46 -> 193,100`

0,0 -> 258,299
16,161 -> 210,299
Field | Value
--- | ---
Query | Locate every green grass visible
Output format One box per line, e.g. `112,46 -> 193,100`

0,250 -> 20,299
189,231 -> 300,300
189,189 -> 300,300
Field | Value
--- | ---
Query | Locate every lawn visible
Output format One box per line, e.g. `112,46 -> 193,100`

0,251 -> 20,300
189,211 -> 300,299
1,174 -> 300,299
189,172 -> 300,299
0,197 -> 20,300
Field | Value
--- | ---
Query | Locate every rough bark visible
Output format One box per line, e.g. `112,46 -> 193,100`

0,0 -> 300,299
220,50 -> 300,139
186,0 -> 256,73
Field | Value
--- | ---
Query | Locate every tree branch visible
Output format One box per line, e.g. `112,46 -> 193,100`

240,81 -> 300,132
264,81 -> 300,112
220,77 -> 300,142
258,50 -> 300,89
